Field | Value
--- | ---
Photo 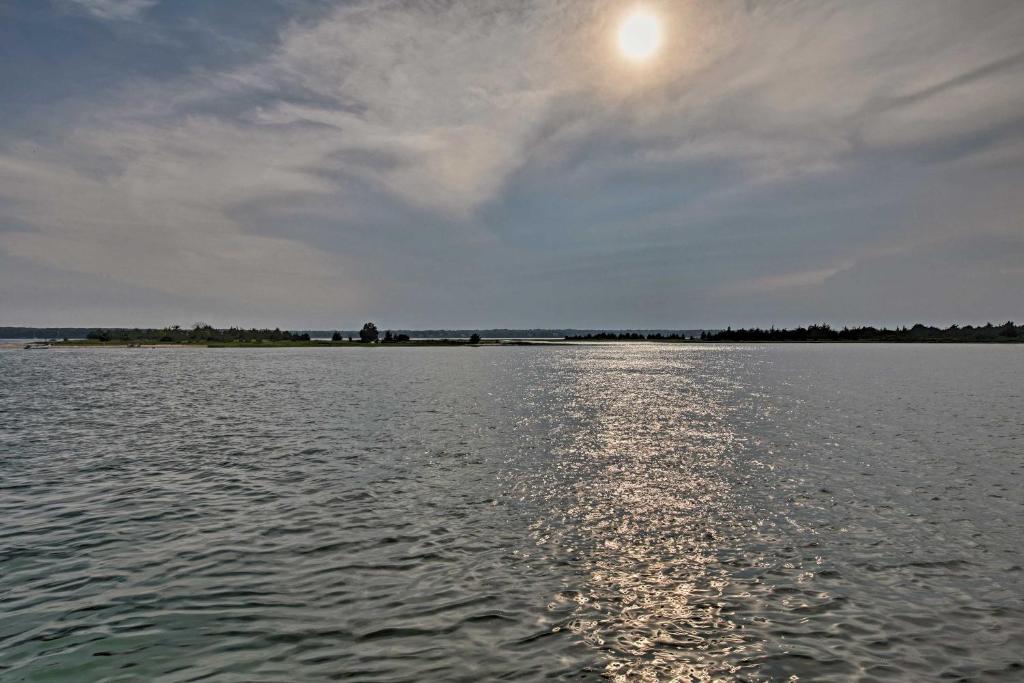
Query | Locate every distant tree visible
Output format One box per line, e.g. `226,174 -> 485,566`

396,333 -> 410,342
359,322 -> 379,342
469,333 -> 481,344
331,331 -> 342,342
384,330 -> 394,342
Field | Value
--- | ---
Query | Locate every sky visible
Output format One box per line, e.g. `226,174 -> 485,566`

1,0 -> 1022,329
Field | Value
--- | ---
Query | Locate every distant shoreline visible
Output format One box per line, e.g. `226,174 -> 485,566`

4,321 -> 1021,347
7,338 -> 1022,351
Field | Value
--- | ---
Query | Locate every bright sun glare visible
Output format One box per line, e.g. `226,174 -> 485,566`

617,8 -> 663,63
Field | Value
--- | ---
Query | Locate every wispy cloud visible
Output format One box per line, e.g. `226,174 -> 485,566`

60,0 -> 158,21
722,262 -> 857,295
2,0 -> 1023,326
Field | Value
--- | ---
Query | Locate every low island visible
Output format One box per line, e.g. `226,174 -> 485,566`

37,323 -> 500,347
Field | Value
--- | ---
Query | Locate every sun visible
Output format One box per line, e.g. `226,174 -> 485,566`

617,8 -> 663,63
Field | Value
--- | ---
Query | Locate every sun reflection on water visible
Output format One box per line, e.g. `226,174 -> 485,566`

520,346 -> 764,680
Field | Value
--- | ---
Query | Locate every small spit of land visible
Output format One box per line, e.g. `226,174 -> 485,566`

4,321 -> 1022,348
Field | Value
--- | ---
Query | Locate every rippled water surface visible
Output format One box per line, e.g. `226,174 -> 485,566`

2,344 -> 1022,681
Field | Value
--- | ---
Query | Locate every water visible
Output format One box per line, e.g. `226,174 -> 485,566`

1,344 -> 1021,681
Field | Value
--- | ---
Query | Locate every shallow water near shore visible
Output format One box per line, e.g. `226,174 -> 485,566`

1,344 -> 1022,681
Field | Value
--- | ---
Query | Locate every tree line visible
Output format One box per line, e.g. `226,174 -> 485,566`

69,321 -> 1024,344
701,322 -> 1021,342
81,322 -> 482,344
86,323 -> 311,343
565,332 -> 696,341
337,322 -> 413,343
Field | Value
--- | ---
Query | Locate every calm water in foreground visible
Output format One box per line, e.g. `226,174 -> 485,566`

1,344 -> 1021,682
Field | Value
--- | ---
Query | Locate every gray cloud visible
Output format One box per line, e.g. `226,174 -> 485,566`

60,0 -> 157,21
1,0 -> 1022,327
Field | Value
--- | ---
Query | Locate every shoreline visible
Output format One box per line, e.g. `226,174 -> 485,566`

6,338 -> 1022,350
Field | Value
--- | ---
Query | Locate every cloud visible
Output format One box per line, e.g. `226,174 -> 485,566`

748,234 -> 1024,326
1,0 -> 1023,326
722,263 -> 857,295
0,122 -> 358,319
60,0 -> 158,21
